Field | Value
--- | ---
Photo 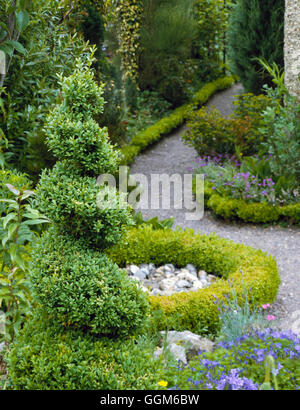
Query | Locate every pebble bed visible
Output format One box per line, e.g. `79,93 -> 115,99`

124,263 -> 218,296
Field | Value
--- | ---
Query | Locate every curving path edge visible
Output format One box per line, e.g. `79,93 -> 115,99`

130,84 -> 300,334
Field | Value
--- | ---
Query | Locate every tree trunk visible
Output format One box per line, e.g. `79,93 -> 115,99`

284,0 -> 300,101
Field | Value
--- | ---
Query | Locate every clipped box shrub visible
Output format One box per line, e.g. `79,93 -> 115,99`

7,58 -> 153,390
7,310 -> 161,390
108,225 -> 280,335
31,229 -> 149,337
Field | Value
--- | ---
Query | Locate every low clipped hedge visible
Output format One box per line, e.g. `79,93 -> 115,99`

108,225 -> 280,335
204,184 -> 300,225
120,76 -> 236,165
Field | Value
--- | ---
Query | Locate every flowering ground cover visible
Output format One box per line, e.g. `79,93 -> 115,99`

162,328 -> 300,390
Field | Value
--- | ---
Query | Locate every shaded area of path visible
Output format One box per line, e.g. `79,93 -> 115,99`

130,83 -> 300,333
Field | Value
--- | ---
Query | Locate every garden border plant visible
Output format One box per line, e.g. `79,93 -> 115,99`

108,225 -> 280,335
202,183 -> 300,225
120,76 -> 236,165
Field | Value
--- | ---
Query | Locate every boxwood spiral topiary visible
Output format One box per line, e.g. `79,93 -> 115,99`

25,57 -> 150,337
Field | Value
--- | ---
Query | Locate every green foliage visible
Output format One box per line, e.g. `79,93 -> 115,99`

114,0 -> 143,82
133,211 -> 174,230
7,56 -> 154,389
139,0 -> 197,105
108,225 -> 280,335
80,4 -> 105,48
205,188 -> 300,224
214,279 -> 271,343
261,356 -> 279,391
124,90 -> 172,142
30,229 -> 149,337
227,0 -> 284,94
0,183 -> 49,342
7,311 -> 162,390
35,161 -> 132,249
184,107 -> 235,155
0,1 -> 30,69
44,60 -> 120,175
0,0 -> 91,179
192,0 -> 230,78
18,57 -> 147,341
138,0 -> 229,105
258,79 -> 300,195
183,92 -> 271,156
120,76 -> 235,165
124,76 -> 138,114
96,76 -> 128,147
0,169 -> 30,215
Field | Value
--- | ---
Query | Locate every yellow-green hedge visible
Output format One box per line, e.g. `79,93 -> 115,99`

120,76 -> 236,165
205,185 -> 300,225
108,225 -> 280,334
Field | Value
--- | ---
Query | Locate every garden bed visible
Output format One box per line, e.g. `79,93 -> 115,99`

108,225 -> 280,334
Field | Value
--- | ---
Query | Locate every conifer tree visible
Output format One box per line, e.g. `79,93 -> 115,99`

227,0 -> 284,94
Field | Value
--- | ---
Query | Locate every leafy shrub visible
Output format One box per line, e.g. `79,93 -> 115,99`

184,107 -> 235,155
259,79 -> 300,194
0,169 -> 30,216
7,311 -> 162,390
207,191 -> 282,223
183,92 -> 271,156
96,77 -> 128,147
124,90 -> 172,142
133,211 -> 174,230
0,0 -> 91,179
163,329 -> 300,390
0,184 -> 49,342
108,225 -> 280,335
138,0 -> 229,105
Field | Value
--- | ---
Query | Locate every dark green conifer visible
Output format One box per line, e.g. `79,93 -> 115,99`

227,0 -> 284,94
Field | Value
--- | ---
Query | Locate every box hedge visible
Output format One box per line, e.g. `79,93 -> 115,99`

107,225 -> 280,335
205,185 -> 300,225
120,76 -> 236,165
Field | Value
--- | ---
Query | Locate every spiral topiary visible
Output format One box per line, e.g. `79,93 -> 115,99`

24,57 -> 149,337
7,61 -> 154,389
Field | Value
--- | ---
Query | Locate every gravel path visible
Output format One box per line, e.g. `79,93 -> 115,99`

130,84 -> 300,334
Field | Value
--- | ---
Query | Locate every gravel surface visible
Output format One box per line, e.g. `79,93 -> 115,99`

130,84 -> 300,334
